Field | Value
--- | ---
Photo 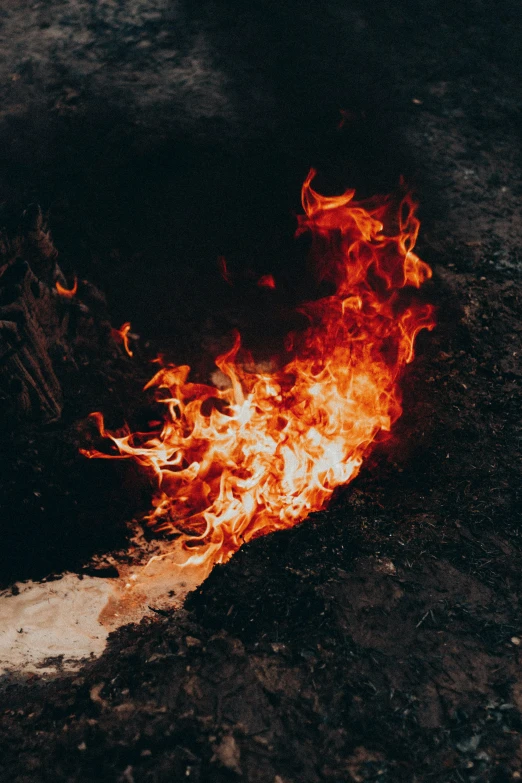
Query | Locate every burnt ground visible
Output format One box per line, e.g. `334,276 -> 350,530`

1,1 -> 522,781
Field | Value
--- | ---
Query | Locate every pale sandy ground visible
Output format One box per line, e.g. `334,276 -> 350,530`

0,555 -> 207,675
0,574 -> 112,675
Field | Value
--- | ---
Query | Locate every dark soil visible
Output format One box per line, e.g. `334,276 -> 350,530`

1,1 -> 522,781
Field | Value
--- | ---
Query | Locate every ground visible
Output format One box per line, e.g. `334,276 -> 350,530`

0,1 -> 522,781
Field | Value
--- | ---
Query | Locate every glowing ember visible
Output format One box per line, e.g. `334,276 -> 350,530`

218,256 -> 232,285
257,274 -> 276,289
84,170 -> 435,570
112,321 -> 134,357
55,277 -> 78,297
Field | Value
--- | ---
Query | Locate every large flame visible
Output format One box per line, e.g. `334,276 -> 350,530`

84,170 -> 435,569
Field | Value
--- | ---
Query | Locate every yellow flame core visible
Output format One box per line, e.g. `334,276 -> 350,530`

84,170 -> 435,568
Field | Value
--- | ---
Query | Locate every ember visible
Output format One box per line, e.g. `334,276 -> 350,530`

111,321 -> 134,357
55,277 -> 78,298
84,170 -> 435,569
257,273 -> 276,289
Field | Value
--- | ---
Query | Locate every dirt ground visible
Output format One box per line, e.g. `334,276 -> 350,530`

0,1 -> 522,781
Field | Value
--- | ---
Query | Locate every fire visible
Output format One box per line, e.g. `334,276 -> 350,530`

84,170 -> 435,569
257,274 -> 276,289
55,277 -> 78,297
112,321 -> 134,357
218,256 -> 232,284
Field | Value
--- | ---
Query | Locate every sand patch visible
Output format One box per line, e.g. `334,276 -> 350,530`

0,556 -> 208,675
0,574 -> 112,675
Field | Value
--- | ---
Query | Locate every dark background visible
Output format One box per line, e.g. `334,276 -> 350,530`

1,0 -> 520,337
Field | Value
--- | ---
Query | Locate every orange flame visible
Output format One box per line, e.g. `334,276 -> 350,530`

112,322 -> 133,357
55,277 -> 78,298
84,170 -> 435,569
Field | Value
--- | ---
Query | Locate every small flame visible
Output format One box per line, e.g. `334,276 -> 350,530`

257,274 -> 276,289
218,256 -> 232,285
85,170 -> 435,571
55,277 -> 78,298
112,322 -> 134,357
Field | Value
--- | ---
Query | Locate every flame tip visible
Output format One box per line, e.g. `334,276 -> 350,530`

55,277 -> 78,298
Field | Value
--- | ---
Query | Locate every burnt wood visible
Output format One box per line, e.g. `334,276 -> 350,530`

0,208 -> 114,423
